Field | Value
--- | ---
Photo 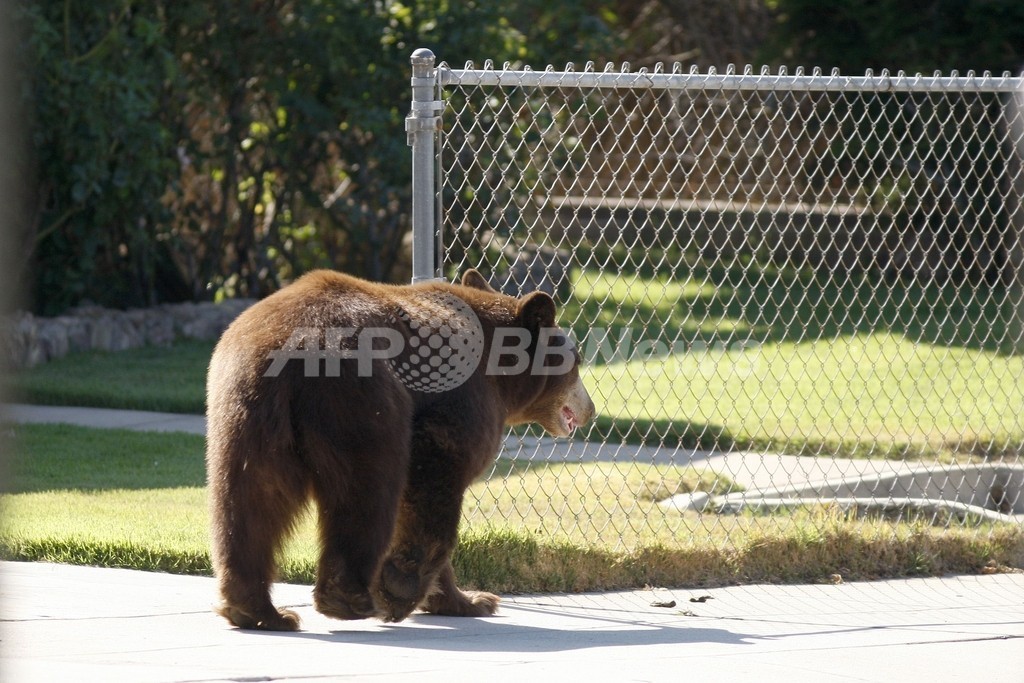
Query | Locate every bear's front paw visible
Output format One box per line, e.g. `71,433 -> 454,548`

423,589 -> 500,617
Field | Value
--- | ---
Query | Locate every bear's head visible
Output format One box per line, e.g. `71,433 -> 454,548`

461,269 -> 596,438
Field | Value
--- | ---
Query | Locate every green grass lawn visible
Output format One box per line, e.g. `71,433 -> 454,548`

3,424 -> 1021,591
566,265 -> 1024,458
8,264 -> 1024,461
582,334 -> 1024,458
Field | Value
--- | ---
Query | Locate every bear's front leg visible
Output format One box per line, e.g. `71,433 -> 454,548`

378,548 -> 500,621
372,430 -> 497,625
374,493 -> 458,623
375,404 -> 504,622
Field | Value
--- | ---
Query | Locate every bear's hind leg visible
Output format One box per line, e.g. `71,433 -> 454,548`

311,496 -> 397,621
308,428 -> 410,622
210,464 -> 307,631
216,589 -> 300,632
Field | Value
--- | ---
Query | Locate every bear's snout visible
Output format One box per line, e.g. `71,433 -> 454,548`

555,376 -> 596,437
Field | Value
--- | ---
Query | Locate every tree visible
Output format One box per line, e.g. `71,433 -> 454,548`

17,2 -> 178,313
766,0 -> 1024,73
18,0 -> 618,313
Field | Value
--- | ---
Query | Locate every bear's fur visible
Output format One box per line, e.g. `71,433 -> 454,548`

206,268 -> 594,630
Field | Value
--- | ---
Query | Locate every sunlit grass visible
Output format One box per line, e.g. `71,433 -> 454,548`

580,335 -> 1024,457
566,267 -> 1024,458
464,459 -> 741,549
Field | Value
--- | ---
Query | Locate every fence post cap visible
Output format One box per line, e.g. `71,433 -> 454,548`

410,48 -> 436,66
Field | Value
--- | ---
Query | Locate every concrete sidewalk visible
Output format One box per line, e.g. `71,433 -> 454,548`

4,403 -> 207,435
2,561 -> 1022,682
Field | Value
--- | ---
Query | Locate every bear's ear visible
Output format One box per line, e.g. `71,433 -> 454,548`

518,291 -> 556,331
461,268 -> 496,292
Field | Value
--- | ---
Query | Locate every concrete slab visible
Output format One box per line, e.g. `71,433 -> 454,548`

2,561 -> 1021,682
504,435 -> 911,491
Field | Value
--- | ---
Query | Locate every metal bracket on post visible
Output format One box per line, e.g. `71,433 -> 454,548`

407,48 -> 445,284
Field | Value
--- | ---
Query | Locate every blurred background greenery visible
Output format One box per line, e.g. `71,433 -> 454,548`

13,0 -> 1024,314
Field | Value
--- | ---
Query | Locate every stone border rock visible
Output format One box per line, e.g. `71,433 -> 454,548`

2,299 -> 256,369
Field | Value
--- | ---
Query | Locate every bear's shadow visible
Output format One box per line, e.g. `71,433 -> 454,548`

248,608 -> 760,653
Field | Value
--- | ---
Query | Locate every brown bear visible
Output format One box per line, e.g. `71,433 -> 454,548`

206,268 -> 595,630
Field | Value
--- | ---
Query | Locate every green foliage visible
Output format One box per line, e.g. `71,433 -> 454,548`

763,2 -> 1023,286
18,1 -> 618,313
19,1 -> 1023,314
17,2 -> 179,313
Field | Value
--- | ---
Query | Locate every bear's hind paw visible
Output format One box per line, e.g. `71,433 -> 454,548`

217,604 -> 301,631
314,589 -> 382,621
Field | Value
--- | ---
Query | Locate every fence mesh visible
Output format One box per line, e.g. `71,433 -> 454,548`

423,58 -> 1024,553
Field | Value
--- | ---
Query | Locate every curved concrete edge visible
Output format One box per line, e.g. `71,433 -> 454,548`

660,462 -> 1024,522
697,495 -> 1021,524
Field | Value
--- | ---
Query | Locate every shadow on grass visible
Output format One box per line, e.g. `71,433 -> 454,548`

563,261 -> 1024,363
585,414 -> 735,451
581,414 -> 1024,461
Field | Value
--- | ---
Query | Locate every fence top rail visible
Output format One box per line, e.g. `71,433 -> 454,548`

437,62 -> 1024,94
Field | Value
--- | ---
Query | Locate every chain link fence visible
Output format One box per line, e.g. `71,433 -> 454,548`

409,50 -> 1024,556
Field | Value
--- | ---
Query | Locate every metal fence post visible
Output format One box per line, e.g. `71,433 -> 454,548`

1011,83 -> 1024,353
407,48 -> 442,283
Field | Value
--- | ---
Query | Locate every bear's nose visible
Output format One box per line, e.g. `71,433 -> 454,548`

580,395 -> 596,426
583,395 -> 596,424
570,378 -> 596,426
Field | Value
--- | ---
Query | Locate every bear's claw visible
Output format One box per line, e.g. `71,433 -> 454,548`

375,559 -> 423,622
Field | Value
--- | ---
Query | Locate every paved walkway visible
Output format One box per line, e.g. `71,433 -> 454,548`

3,405 -> 1024,681
3,561 -> 1022,682
4,403 -> 207,435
